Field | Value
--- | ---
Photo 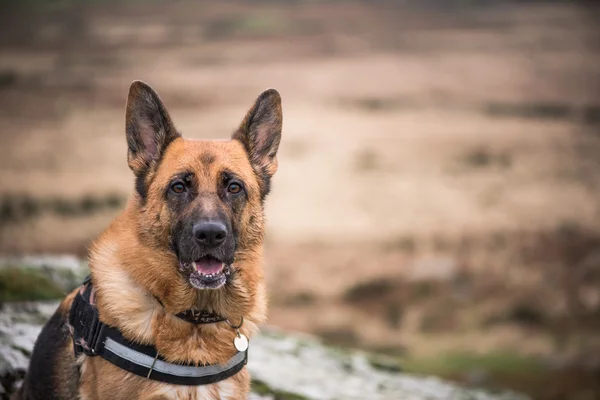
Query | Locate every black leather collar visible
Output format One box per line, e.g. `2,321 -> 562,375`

68,276 -> 247,386
174,308 -> 227,324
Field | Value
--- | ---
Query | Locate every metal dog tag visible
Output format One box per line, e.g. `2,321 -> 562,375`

234,333 -> 249,352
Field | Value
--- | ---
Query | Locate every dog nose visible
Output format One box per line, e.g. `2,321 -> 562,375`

193,222 -> 227,248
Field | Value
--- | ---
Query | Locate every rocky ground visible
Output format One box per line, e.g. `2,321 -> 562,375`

0,256 -> 529,400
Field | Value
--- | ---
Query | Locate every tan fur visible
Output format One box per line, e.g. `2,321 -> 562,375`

15,84 -> 280,400
73,84 -> 280,399
75,140 -> 267,399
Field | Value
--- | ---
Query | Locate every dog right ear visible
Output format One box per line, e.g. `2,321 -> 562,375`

232,89 -> 282,197
125,81 -> 180,179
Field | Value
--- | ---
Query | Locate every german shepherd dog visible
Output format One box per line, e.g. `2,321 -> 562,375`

15,81 -> 282,399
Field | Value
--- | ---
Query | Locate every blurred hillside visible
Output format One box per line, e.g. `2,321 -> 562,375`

0,1 -> 599,399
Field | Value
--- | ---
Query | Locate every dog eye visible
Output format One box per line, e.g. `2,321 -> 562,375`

171,182 -> 186,194
227,182 -> 242,194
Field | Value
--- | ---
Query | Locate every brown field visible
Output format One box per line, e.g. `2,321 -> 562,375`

1,1 -> 600,398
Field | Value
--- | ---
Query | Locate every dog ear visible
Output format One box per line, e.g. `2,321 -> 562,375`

125,81 -> 180,179
232,89 -> 282,195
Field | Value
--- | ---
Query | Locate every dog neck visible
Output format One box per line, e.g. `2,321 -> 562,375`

86,212 -> 266,365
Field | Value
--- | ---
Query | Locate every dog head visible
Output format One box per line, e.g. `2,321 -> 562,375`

125,81 -> 281,292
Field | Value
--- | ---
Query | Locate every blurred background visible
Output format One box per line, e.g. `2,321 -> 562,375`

0,0 -> 599,399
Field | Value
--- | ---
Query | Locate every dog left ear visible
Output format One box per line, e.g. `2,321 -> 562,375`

232,89 -> 282,195
125,81 -> 180,179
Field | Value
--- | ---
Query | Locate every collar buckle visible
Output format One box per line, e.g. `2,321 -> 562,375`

69,283 -> 107,357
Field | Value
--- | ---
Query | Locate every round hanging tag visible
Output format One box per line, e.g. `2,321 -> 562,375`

234,333 -> 249,352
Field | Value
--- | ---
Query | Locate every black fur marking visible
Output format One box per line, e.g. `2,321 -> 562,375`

168,169 -> 247,269
171,204 -> 236,267
165,171 -> 196,207
18,308 -> 78,400
126,82 -> 181,202
135,138 -> 183,203
135,173 -> 148,201
259,167 -> 272,199
200,151 -> 216,165
232,89 -> 281,200
219,170 -> 247,215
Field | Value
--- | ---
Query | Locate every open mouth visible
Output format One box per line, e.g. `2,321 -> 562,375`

180,255 -> 231,290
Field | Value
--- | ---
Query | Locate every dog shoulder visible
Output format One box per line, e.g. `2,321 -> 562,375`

17,290 -> 79,400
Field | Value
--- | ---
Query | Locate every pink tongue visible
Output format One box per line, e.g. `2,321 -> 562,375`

193,258 -> 224,274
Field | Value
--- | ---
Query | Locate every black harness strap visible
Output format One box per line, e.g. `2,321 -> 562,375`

68,278 -> 247,386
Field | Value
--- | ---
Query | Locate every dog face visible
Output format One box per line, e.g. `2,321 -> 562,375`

125,81 -> 281,291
